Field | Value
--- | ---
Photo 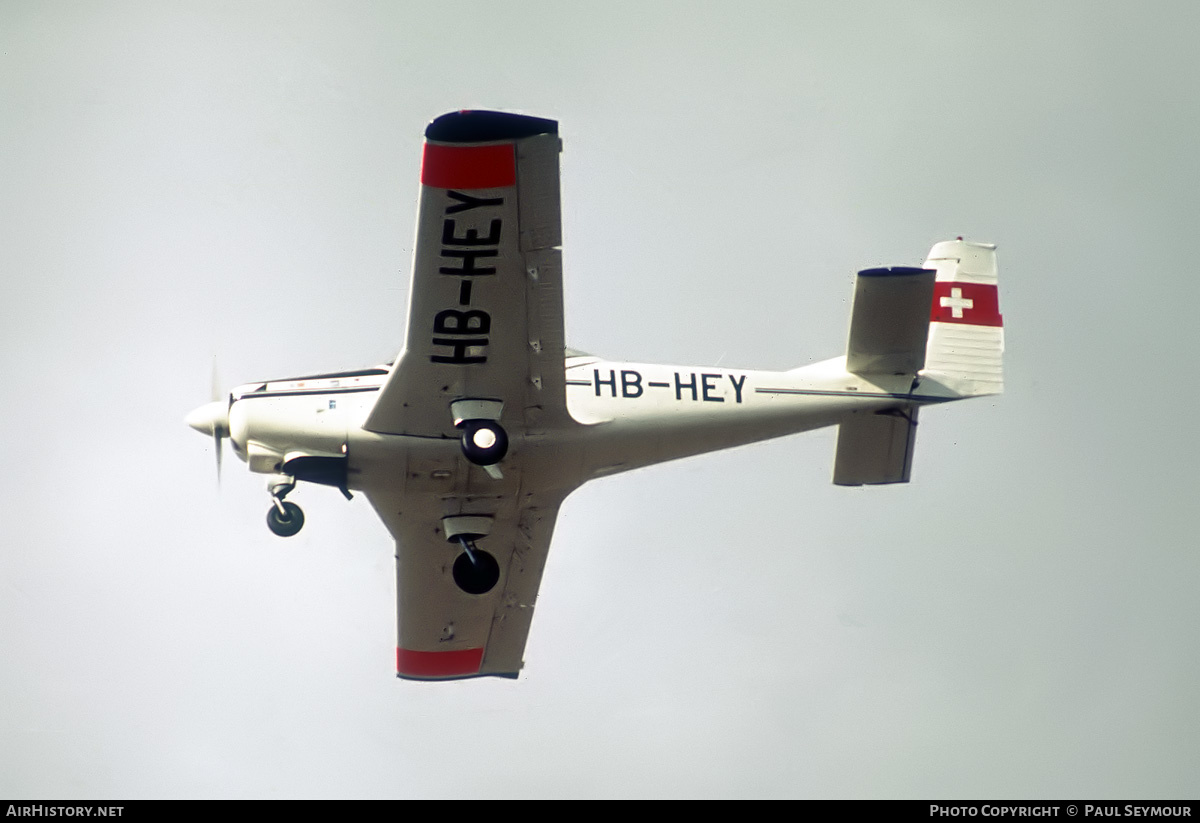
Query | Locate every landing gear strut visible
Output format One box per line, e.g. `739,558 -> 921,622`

266,476 -> 304,537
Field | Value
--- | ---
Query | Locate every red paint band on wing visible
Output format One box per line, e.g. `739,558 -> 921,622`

396,646 -> 485,678
930,281 -> 1003,327
421,143 -> 515,189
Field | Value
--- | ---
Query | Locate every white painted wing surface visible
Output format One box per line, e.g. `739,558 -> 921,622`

366,483 -> 565,680
359,111 -> 572,680
363,111 -> 568,438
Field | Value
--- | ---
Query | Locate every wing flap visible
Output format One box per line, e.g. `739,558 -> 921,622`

477,498 -> 562,672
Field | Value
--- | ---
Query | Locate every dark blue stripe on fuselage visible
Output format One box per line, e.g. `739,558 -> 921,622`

236,386 -> 381,401
754,387 -> 951,403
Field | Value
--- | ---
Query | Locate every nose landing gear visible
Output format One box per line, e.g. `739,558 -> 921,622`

267,501 -> 304,537
265,476 -> 304,537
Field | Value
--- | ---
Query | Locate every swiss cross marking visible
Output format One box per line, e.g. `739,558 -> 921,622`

940,287 -> 974,319
931,281 -> 1002,326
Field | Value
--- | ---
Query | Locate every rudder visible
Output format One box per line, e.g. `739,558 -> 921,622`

921,240 -> 1003,397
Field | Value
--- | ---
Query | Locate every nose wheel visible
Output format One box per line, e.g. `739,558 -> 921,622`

266,501 -> 304,537
265,476 -> 304,537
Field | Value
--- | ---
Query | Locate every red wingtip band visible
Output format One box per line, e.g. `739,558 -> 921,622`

421,143 -> 515,189
396,646 -> 485,678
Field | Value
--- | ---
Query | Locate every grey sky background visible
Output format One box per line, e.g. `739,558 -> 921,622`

2,0 -> 1197,799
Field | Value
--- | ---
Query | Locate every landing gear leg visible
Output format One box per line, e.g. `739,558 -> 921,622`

266,475 -> 304,537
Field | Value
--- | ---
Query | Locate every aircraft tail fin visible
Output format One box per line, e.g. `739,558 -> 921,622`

832,239 -> 1002,485
921,239 -> 1004,397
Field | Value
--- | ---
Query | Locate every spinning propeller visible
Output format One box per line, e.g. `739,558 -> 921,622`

185,359 -> 231,483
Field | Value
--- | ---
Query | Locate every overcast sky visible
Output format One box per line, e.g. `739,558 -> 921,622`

2,0 -> 1198,799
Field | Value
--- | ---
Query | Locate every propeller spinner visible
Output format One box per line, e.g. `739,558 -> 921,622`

185,399 -> 230,478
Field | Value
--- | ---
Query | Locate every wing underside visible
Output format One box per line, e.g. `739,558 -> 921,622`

363,111 -> 568,439
367,485 -> 564,680
361,111 -> 571,680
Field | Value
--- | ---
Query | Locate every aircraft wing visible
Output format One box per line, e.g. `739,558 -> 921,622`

364,110 -> 568,438
359,111 -> 574,679
366,485 -> 565,680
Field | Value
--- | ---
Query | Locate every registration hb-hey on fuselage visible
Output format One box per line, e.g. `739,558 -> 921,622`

186,110 -> 1004,681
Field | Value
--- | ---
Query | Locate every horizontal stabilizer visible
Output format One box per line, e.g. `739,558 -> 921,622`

833,409 -> 919,486
845,267 -> 935,376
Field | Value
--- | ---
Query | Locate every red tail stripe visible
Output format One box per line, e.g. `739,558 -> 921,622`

930,281 -> 1002,327
421,143 -> 515,189
397,646 -> 485,677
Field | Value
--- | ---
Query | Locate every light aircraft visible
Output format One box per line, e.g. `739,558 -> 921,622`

186,110 -> 1003,681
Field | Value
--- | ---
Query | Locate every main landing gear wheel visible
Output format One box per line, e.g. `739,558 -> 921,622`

452,543 -> 501,595
459,419 -> 508,466
266,501 -> 304,537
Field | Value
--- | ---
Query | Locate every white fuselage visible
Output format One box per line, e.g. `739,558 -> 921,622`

223,355 -> 955,497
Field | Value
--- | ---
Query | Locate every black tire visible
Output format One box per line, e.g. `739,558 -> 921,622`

459,419 -> 508,466
452,549 -> 501,595
266,501 -> 304,537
